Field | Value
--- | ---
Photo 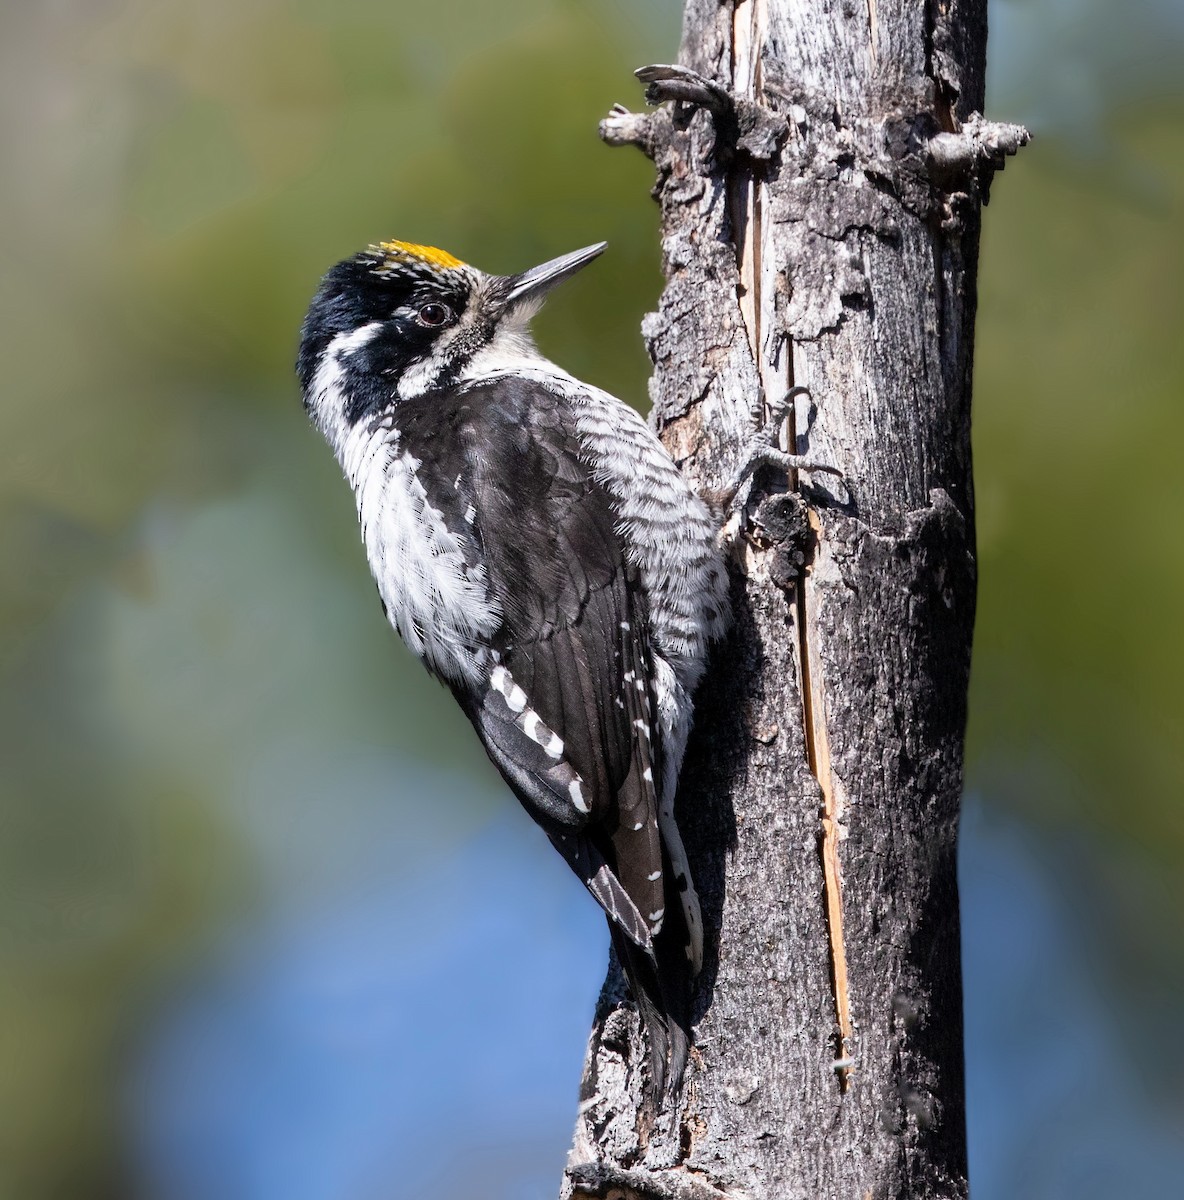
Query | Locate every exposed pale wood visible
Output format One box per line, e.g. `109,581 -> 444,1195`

566,2 -> 1026,1196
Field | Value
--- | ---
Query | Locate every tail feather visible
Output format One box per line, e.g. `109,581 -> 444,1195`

550,832 -> 696,1106
549,832 -> 654,953
609,926 -> 671,1099
608,903 -> 693,1106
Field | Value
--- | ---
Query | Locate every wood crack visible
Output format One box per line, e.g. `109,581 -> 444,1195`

730,0 -> 854,1095
797,563 -> 854,1090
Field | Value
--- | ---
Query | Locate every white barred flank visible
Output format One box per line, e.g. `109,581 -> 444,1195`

340,421 -> 501,685
310,334 -> 502,687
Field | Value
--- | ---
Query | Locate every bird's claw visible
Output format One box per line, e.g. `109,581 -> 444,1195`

732,444 -> 844,491
727,386 -> 847,512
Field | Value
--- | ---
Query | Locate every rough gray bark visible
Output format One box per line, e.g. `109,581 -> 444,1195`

563,3 -> 1027,1198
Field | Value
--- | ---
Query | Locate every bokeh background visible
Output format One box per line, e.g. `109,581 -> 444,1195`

1,1 -> 1181,1197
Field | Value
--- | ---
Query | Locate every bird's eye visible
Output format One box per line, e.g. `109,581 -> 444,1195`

417,302 -> 452,327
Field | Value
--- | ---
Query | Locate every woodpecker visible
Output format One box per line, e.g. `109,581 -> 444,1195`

297,238 -> 729,1101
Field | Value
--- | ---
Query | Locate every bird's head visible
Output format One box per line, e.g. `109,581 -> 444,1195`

297,239 -> 605,452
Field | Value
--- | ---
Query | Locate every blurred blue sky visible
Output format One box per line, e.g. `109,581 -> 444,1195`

120,800 -> 1184,1200
124,820 -> 603,1200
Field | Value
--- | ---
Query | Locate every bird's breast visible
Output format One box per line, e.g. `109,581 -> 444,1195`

342,420 -> 500,683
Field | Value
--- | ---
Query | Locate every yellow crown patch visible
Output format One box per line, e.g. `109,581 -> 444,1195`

377,240 -> 465,269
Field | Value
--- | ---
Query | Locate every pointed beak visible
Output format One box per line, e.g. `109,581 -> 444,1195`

504,242 -> 607,307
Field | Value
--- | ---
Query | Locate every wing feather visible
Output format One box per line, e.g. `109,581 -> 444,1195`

394,376 -> 689,1091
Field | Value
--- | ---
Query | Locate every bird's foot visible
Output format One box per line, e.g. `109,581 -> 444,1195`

721,386 -> 847,519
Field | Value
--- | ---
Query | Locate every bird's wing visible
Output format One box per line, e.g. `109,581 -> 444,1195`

399,376 -> 667,954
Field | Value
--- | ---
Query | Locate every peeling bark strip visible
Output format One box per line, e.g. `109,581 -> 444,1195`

567,3 -> 1025,1198
730,0 -> 857,1095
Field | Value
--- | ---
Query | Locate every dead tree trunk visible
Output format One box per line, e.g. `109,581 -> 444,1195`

563,3 -> 1026,1198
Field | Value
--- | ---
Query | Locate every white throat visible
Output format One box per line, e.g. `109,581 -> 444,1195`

457,323 -> 546,384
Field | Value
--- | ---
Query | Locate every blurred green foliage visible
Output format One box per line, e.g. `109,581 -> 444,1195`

973,111 -> 1184,863
970,104 -> 1184,1093
0,0 -> 1181,1195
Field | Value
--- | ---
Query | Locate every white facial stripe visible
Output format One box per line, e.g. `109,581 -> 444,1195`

332,322 -> 383,356
396,357 -> 437,400
389,271 -> 515,401
306,355 -> 348,457
305,324 -> 388,457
